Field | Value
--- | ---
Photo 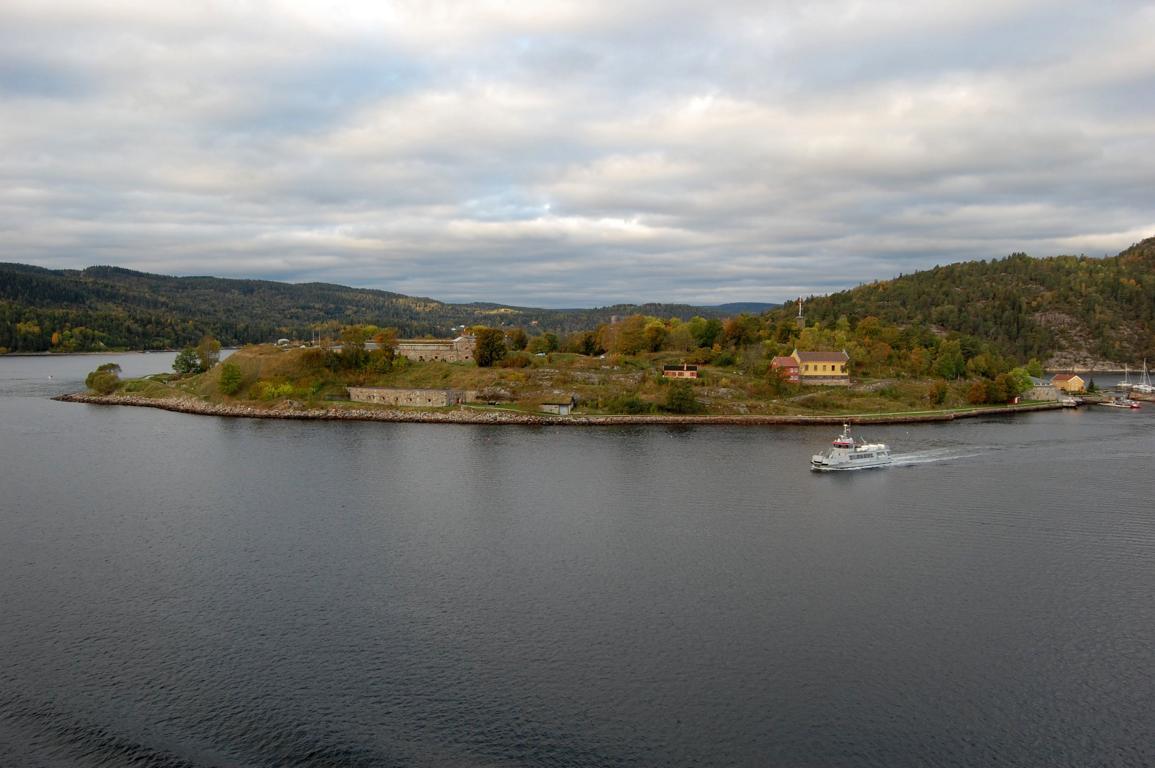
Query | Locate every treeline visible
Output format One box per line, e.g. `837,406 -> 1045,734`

0,263 -> 748,353
7,237 -> 1154,366
499,309 -> 1005,378
309,311 -> 1043,408
793,238 -> 1155,363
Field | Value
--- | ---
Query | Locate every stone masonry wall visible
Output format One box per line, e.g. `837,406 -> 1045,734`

348,387 -> 463,407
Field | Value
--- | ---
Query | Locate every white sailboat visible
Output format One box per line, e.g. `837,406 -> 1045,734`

1133,360 -> 1154,395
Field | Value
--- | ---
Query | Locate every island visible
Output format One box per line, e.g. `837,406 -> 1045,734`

58,329 -> 1065,426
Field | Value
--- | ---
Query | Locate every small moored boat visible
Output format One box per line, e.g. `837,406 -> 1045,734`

811,424 -> 892,471
1097,396 -> 1140,409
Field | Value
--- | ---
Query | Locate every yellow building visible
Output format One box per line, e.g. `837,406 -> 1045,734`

1050,373 -> 1085,393
791,349 -> 850,386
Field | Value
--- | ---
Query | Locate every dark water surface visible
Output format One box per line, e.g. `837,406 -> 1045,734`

1,355 -> 1152,767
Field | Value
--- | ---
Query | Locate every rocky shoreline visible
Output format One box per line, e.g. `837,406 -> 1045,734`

54,392 -> 1065,426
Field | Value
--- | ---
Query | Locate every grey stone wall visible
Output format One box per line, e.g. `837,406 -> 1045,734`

348,387 -> 463,407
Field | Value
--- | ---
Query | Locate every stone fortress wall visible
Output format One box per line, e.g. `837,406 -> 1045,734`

395,335 -> 476,363
347,387 -> 467,407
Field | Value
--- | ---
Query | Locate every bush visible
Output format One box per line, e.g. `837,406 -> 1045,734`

928,379 -> 948,405
253,381 -> 296,400
664,380 -> 704,414
713,351 -> 736,367
85,363 -> 121,394
685,348 -> 716,365
605,394 -> 654,414
966,379 -> 988,405
499,352 -> 532,368
218,362 -> 243,395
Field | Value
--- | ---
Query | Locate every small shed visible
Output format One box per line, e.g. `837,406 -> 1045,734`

663,364 -> 699,379
538,395 -> 576,416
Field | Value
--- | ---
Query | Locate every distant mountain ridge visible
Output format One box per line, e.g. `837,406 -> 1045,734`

790,237 -> 1155,368
0,263 -> 776,352
5,239 -> 1152,364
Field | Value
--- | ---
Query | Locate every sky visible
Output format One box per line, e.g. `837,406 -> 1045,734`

2,1 -> 1154,308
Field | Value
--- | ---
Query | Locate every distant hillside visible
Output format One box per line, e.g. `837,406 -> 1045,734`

0,264 -> 758,353
787,238 -> 1155,368
706,302 -> 779,314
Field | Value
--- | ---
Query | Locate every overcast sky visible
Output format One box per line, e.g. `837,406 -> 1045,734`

2,1 -> 1153,307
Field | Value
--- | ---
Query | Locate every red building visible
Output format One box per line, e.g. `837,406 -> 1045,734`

770,356 -> 800,383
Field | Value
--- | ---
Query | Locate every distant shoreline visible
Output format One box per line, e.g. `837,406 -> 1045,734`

54,392 -> 1065,426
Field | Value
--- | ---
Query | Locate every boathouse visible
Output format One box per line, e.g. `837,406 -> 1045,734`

1050,373 -> 1086,394
538,395 -> 577,416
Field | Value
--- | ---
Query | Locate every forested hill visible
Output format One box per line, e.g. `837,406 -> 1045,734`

0,263 -> 769,353
786,238 -> 1155,368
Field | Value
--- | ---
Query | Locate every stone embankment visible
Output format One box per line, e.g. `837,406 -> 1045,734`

55,392 -> 1064,426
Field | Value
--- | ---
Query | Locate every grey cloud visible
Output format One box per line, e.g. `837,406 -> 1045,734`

0,1 -> 1152,307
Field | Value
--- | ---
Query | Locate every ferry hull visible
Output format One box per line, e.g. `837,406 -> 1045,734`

810,458 -> 892,471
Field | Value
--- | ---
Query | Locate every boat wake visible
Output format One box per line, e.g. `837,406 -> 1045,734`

888,447 -> 983,467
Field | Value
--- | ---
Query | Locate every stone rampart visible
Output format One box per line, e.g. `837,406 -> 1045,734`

348,387 -> 463,407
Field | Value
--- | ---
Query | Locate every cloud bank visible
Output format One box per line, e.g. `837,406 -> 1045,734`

2,0 -> 1153,306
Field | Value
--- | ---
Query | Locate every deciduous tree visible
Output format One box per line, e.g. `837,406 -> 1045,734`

196,335 -> 221,371
173,347 -> 201,374
473,327 -> 507,367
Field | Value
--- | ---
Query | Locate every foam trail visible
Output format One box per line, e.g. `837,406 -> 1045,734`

889,448 -> 984,467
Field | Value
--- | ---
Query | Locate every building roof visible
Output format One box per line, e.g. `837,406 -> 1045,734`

793,349 -> 849,363
770,356 -> 798,367
663,364 -> 698,371
1051,373 -> 1081,382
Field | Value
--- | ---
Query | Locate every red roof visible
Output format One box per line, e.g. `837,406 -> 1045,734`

1051,373 -> 1079,382
770,356 -> 798,368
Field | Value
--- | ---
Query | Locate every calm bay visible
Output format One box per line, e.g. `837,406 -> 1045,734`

1,353 -> 1152,767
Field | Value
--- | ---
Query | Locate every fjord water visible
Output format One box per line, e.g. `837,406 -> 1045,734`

1,355 -> 1152,767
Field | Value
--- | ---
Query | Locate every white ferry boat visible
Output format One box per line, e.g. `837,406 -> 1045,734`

811,424 -> 892,471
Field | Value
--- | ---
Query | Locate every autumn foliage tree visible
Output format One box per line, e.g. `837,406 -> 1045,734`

473,327 -> 507,367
